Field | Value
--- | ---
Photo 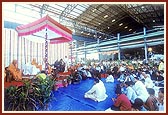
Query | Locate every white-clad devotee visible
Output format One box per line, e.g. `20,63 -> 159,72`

124,81 -> 137,103
132,77 -> 149,103
119,63 -> 126,72
158,60 -> 164,71
106,71 -> 114,83
23,62 -> 32,75
85,69 -> 92,78
141,72 -> 154,88
95,64 -> 101,72
23,62 -> 40,75
84,78 -> 108,102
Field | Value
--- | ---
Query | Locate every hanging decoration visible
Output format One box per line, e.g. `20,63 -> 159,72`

16,15 -> 72,74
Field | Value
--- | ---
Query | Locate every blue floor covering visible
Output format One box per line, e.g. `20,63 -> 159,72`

48,78 -> 119,111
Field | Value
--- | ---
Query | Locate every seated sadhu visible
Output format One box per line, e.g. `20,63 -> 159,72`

31,58 -> 42,71
8,59 -> 22,81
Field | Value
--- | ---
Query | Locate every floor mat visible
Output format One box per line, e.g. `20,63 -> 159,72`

49,78 -> 118,111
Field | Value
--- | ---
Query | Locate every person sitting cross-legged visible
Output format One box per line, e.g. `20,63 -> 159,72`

84,78 -> 108,102
111,86 -> 132,111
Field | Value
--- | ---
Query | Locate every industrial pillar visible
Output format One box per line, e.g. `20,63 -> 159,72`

75,41 -> 78,64
84,41 -> 86,64
117,33 -> 121,60
144,27 -> 148,63
97,38 -> 100,61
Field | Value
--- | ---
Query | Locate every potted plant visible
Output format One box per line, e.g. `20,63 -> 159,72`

4,74 -> 56,111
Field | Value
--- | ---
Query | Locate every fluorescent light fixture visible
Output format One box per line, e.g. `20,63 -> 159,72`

112,19 -> 115,22
104,15 -> 108,18
124,26 -> 128,29
119,23 -> 123,26
92,8 -> 97,12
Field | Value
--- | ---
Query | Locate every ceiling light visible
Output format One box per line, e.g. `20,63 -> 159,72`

104,15 -> 108,18
153,20 -> 155,22
124,26 -> 128,29
129,29 -> 132,31
92,9 -> 97,12
119,23 -> 123,26
98,23 -> 101,25
108,27 -> 110,29
112,19 -> 115,22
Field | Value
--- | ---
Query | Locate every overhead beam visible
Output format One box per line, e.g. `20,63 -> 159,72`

72,35 -> 97,42
117,4 -> 148,28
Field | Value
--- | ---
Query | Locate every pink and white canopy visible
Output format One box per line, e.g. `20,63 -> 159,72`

16,15 -> 72,44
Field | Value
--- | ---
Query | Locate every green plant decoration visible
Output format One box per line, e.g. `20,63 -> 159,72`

4,74 -> 56,111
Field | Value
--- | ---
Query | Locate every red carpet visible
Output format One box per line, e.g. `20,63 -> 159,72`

4,71 -> 71,89
4,81 -> 24,88
58,71 -> 71,75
